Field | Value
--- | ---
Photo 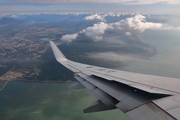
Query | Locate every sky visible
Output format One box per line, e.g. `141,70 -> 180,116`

0,0 -> 180,14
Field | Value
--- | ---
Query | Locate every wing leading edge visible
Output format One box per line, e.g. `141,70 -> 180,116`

50,41 -> 180,120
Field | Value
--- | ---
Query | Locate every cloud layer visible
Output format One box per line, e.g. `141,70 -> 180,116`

87,52 -> 141,65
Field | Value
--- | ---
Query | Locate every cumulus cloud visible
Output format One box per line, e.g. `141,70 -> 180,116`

82,14 -> 170,41
11,14 -> 17,18
81,22 -> 113,41
61,33 -> 78,42
110,14 -> 164,34
83,14 -> 172,41
125,32 -> 132,36
84,14 -> 106,21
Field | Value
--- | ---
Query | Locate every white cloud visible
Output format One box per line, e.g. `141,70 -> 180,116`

84,14 -> 105,21
61,33 -> 78,42
11,14 -> 17,18
110,14 -> 164,34
84,13 -> 127,21
106,12 -> 120,17
81,22 -> 113,41
125,32 -> 132,36
110,14 -> 180,34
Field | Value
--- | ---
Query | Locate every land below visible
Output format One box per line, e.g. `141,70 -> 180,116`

0,14 -> 157,91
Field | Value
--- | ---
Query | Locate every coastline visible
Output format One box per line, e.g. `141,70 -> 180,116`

0,66 -> 73,91
0,79 -> 73,91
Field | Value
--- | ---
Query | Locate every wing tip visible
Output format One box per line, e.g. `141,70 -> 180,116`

49,41 -> 68,62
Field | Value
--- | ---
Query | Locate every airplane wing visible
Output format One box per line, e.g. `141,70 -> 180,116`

50,41 -> 180,120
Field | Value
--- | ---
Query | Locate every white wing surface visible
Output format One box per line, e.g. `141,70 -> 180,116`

50,41 -> 180,120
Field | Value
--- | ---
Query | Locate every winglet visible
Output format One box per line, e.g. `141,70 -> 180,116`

49,41 -> 67,62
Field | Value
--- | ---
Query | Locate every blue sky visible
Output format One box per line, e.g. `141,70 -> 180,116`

0,0 -> 180,14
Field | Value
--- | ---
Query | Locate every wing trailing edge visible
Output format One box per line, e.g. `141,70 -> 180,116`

84,100 -> 113,113
68,82 -> 85,90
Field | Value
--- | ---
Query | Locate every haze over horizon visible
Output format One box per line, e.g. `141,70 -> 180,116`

0,0 -> 180,14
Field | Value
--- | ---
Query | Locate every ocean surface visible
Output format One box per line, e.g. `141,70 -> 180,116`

0,81 -> 127,120
0,30 -> 180,120
122,30 -> 180,79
